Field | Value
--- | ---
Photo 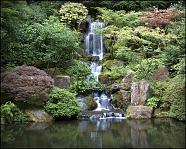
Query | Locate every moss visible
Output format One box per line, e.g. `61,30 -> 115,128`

87,95 -> 97,111
111,92 -> 130,112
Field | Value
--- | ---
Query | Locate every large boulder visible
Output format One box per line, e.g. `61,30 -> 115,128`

126,105 -> 153,119
54,75 -> 70,89
120,69 -> 134,90
131,80 -> 150,105
25,109 -> 53,122
111,90 -> 130,111
1,65 -> 54,105
151,65 -> 169,80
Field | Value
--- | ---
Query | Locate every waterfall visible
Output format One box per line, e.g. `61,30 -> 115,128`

85,21 -> 111,111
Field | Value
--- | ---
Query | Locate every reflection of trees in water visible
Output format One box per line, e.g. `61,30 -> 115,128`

1,118 -> 185,148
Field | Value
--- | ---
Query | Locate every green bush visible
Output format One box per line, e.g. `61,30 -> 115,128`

67,60 -> 91,80
44,88 -> 80,119
162,76 -> 185,120
59,2 -> 88,28
97,7 -> 142,28
147,97 -> 160,108
133,58 -> 163,80
70,79 -> 106,95
1,101 -> 29,123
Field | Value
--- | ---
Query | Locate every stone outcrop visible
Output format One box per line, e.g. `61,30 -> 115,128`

126,105 -> 153,119
1,65 -> 54,105
98,73 -> 110,84
131,80 -> 150,105
120,69 -> 134,90
25,109 -> 53,122
151,65 -> 169,80
54,75 -> 70,89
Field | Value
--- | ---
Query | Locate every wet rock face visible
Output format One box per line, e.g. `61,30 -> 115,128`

151,65 -> 169,81
131,80 -> 150,105
25,109 -> 53,122
54,75 -> 70,89
126,105 -> 153,119
1,65 -> 54,105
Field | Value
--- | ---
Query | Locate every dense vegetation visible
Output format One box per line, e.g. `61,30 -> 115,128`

1,1 -> 185,122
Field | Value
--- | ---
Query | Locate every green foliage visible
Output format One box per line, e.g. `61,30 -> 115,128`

113,1 -> 171,11
59,2 -> 88,28
70,79 -> 106,95
133,58 -> 163,80
116,47 -> 141,63
97,7 -> 142,28
67,60 -> 91,80
3,17 -> 81,68
147,97 -> 160,108
44,88 -> 80,119
162,45 -> 185,75
162,76 -> 185,120
87,95 -> 97,110
1,101 -> 29,123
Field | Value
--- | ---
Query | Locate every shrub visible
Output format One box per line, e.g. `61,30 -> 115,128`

1,101 -> 29,123
59,2 -> 88,28
70,79 -> 106,95
133,58 -> 163,80
67,60 -> 91,80
97,7 -> 142,28
147,97 -> 160,108
141,8 -> 182,28
44,88 -> 80,119
162,76 -> 185,120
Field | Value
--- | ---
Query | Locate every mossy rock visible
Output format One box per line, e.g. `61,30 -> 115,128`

103,59 -> 123,70
87,95 -> 97,110
98,73 -> 111,84
111,91 -> 130,112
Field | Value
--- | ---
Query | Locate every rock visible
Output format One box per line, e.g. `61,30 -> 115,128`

119,90 -> 130,101
54,75 -> 70,89
120,69 -> 134,90
126,105 -> 153,119
25,109 -> 53,122
107,83 -> 120,94
91,56 -> 100,62
98,73 -> 110,84
131,80 -> 150,105
87,95 -> 97,110
1,65 -> 54,105
111,90 -> 130,111
77,97 -> 88,112
151,65 -> 169,80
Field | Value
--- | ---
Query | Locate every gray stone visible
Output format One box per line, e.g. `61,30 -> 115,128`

25,109 -> 53,122
120,69 -> 134,90
131,80 -> 150,105
126,105 -> 153,119
54,75 -> 70,89
119,90 -> 130,101
151,65 -> 169,80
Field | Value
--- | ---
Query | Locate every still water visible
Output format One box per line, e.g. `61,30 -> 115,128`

1,118 -> 185,148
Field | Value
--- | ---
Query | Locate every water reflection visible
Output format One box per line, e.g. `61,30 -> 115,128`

1,118 -> 185,148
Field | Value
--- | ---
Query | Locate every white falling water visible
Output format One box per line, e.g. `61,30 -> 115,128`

85,21 -> 112,111
85,22 -> 104,82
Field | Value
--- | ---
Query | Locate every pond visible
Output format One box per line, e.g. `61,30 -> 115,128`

1,118 -> 185,148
